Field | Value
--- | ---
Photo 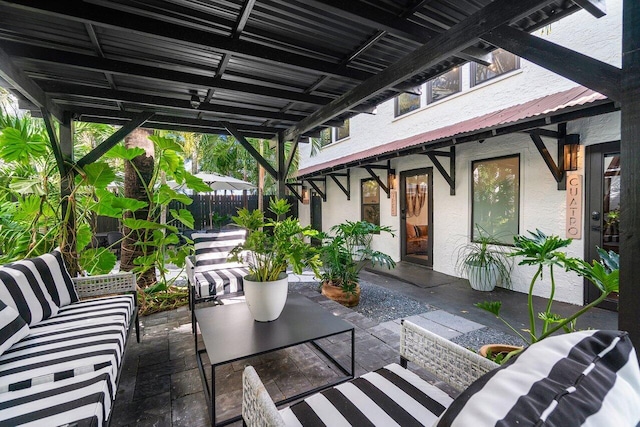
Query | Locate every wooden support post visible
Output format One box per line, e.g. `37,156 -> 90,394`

328,171 -> 351,200
425,147 -> 456,195
276,132 -> 286,199
557,123 -> 567,191
619,0 -> 640,352
529,131 -> 564,183
59,112 -> 79,275
306,178 -> 326,202
285,183 -> 303,203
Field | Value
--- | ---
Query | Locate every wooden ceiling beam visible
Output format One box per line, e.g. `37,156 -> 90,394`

0,46 -> 63,121
1,0 -> 374,82
284,0 -> 558,140
482,25 -> 621,102
40,81 -> 305,123
0,41 -> 335,107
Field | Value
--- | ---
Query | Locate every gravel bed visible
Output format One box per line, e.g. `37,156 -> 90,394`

451,327 -> 524,352
289,279 -> 434,323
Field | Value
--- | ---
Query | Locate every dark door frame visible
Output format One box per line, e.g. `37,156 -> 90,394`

399,167 -> 433,268
310,192 -> 322,246
584,140 -> 620,310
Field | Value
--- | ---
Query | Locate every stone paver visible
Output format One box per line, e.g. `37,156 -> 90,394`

421,309 -> 485,333
403,314 -> 462,339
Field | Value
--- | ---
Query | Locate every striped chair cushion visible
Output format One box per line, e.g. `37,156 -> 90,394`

280,363 -> 453,426
0,259 -> 61,326
193,267 -> 248,298
193,230 -> 247,269
0,302 -> 29,358
0,295 -> 133,396
0,366 -> 114,426
437,330 -> 640,427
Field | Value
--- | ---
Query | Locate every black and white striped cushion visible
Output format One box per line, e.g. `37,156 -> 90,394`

193,230 -> 247,269
43,249 -> 79,306
281,363 -> 453,426
0,366 -> 114,426
194,267 -> 248,298
0,295 -> 133,395
437,330 -> 640,427
0,259 -> 60,325
0,301 -> 29,357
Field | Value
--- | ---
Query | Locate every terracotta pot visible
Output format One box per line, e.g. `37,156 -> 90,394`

479,343 -> 523,359
321,282 -> 361,307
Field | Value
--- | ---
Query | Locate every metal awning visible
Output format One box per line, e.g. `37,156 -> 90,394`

298,86 -> 613,178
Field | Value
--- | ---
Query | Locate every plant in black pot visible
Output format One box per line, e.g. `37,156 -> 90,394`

455,225 -> 513,292
319,220 -> 395,307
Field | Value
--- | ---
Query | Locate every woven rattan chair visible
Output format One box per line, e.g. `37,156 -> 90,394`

72,271 -> 140,342
242,319 -> 498,426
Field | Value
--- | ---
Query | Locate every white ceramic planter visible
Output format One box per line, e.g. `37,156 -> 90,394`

467,262 -> 498,291
243,272 -> 289,322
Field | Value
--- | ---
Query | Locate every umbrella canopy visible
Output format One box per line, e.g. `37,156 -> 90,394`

194,173 -> 255,192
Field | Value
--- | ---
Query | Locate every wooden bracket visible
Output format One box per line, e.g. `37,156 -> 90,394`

328,169 -> 350,200
424,146 -> 456,195
306,177 -> 326,202
529,124 -> 571,190
285,182 -> 303,202
362,160 -> 392,198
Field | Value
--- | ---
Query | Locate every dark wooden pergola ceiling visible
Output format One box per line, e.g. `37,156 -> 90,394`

0,0 -> 594,142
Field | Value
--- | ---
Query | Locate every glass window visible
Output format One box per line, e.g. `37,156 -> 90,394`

335,119 -> 350,141
361,179 -> 380,226
472,49 -> 520,86
395,92 -> 421,117
471,155 -> 520,244
427,67 -> 461,103
320,128 -> 332,147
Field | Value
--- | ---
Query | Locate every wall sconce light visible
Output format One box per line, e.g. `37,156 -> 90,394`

563,134 -> 580,172
388,169 -> 396,190
302,186 -> 310,204
190,93 -> 201,109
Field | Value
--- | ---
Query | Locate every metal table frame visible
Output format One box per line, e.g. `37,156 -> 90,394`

194,294 -> 355,426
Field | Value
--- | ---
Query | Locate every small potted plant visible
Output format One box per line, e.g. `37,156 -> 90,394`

319,221 -> 395,307
229,198 -> 322,322
476,229 -> 619,362
455,225 -> 513,291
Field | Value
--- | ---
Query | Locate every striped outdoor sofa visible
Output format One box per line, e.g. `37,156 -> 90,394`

0,251 -> 138,426
243,320 -> 640,426
186,229 -> 248,330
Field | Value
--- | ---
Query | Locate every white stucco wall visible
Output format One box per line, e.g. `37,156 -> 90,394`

297,4 -> 622,306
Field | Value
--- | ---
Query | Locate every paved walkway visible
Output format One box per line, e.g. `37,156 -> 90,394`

111,265 -> 618,426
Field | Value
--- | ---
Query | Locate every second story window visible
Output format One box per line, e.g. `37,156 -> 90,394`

427,67 -> 461,103
320,128 -> 332,147
472,48 -> 520,86
335,119 -> 350,141
395,92 -> 421,117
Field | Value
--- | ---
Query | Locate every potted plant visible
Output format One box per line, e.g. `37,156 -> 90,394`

455,225 -> 513,291
319,221 -> 395,307
229,198 -> 322,322
476,229 -> 619,362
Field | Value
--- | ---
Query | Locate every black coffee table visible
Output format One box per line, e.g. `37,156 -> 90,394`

194,293 -> 355,426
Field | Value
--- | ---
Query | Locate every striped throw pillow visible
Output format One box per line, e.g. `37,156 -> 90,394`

0,301 -> 29,357
0,256 -> 62,325
193,230 -> 247,269
437,330 -> 640,427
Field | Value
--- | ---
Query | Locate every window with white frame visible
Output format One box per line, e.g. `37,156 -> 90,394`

427,67 -> 461,103
335,119 -> 350,141
472,49 -> 520,86
319,119 -> 350,147
471,154 -> 520,244
395,92 -> 421,117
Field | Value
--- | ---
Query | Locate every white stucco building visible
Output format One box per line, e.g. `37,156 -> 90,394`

295,2 -> 623,308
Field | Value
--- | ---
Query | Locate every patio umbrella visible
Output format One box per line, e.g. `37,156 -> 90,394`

194,172 -> 255,192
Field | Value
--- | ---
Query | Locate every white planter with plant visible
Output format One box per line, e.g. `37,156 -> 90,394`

455,226 -> 513,291
229,198 -> 321,322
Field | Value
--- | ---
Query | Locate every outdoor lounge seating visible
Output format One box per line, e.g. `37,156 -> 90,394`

186,229 -> 249,331
243,320 -> 640,426
0,251 -> 138,426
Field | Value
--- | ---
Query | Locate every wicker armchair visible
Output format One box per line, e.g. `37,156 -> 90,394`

242,319 -> 498,426
72,272 -> 140,342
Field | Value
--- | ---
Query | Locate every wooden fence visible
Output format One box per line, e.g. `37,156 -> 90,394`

95,194 -> 298,233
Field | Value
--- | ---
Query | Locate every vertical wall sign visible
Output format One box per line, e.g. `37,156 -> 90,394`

390,190 -> 398,216
566,174 -> 583,239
